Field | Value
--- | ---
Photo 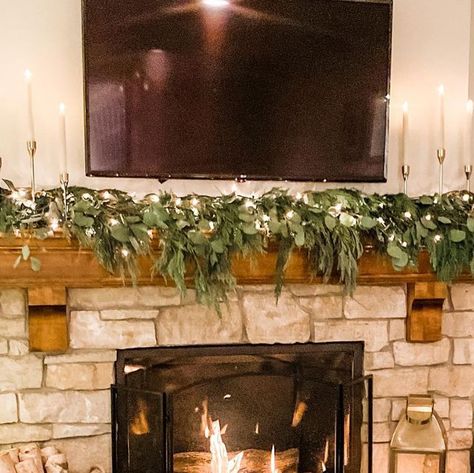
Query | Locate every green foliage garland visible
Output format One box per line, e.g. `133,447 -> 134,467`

1,182 -> 473,309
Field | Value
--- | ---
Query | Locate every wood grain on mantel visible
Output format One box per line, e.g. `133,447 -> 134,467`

0,236 -> 462,349
0,235 -> 459,287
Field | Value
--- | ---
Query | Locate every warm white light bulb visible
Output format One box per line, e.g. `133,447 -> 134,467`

24,69 -> 32,81
466,99 -> 473,114
402,101 -> 409,113
202,0 -> 229,7
59,102 -> 66,114
438,84 -> 445,96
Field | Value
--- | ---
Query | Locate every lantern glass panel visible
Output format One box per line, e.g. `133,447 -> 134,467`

393,453 -> 441,473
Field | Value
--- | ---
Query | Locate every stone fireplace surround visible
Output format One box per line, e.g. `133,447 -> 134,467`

0,283 -> 473,473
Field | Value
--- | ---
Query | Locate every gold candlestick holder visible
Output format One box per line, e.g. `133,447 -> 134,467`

27,140 -> 37,199
465,165 -> 472,192
437,148 -> 446,195
59,172 -> 69,223
401,164 -> 410,195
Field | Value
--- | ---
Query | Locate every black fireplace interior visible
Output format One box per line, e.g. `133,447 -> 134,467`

112,343 -> 372,473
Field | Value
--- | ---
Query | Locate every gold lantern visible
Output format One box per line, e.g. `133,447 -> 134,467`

389,394 -> 447,473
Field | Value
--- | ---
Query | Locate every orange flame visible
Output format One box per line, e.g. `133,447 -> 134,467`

130,399 -> 150,435
270,445 -> 280,473
208,420 -> 243,473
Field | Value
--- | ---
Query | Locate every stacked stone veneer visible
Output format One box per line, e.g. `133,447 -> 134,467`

0,284 -> 473,473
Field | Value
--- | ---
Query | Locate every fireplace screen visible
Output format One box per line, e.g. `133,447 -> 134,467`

112,343 -> 372,473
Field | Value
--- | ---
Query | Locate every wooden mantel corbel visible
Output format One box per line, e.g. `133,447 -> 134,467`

27,286 -> 68,353
406,282 -> 448,342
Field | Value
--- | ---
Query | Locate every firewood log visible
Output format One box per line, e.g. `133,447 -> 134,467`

39,448 -> 58,465
19,446 -> 44,473
44,455 -> 67,470
0,452 -> 16,473
5,450 -> 19,465
14,459 -> 39,473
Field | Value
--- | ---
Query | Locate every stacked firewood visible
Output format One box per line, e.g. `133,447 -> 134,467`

0,445 -> 68,473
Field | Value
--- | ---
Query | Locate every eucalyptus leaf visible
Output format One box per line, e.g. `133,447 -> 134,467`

420,195 -> 433,205
21,245 -> 30,261
324,215 -> 337,231
242,222 -> 258,235
30,257 -> 41,272
110,224 -> 131,243
198,219 -> 211,231
360,216 -> 377,229
294,230 -> 305,247
188,230 -> 208,245
449,229 -> 466,242
421,217 -> 437,230
73,212 -> 95,227
176,219 -> 190,230
268,221 -> 281,234
387,242 -> 405,260
467,217 -> 474,232
339,213 -> 356,227
238,212 -> 255,223
211,239 -> 225,253
438,216 -> 451,224
392,252 -> 409,269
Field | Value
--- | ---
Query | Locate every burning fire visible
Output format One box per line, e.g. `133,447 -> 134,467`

207,420 -> 243,473
270,445 -> 280,473
321,439 -> 329,472
130,399 -> 150,435
200,399 -> 243,473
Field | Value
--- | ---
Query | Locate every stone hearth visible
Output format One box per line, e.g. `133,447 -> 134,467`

0,283 -> 473,473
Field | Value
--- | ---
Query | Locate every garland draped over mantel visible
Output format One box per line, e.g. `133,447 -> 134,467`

1,183 -> 474,309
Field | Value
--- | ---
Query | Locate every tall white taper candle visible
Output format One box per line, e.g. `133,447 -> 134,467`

401,101 -> 409,165
438,84 -> 445,149
466,99 -> 473,164
24,70 -> 35,141
59,103 -> 68,175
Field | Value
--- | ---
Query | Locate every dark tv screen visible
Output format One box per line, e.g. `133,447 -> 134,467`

83,0 -> 392,181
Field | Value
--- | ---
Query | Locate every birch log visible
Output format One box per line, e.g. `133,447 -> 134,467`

0,452 -> 16,473
14,459 -> 38,473
5,450 -> 19,465
19,445 -> 44,473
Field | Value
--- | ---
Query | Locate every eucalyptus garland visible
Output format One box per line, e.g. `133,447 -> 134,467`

1,180 -> 473,310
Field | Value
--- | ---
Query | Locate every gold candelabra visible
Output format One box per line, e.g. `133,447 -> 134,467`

437,148 -> 446,195
27,140 -> 37,198
401,164 -> 410,195
60,171 -> 69,222
465,165 -> 472,192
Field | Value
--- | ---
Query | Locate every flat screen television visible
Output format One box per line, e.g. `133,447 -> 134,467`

83,0 -> 392,182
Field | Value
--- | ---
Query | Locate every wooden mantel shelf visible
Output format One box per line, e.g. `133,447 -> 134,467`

0,236 -> 461,348
0,235 -> 465,287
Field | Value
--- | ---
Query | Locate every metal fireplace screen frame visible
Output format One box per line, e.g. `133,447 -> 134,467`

112,342 -> 373,473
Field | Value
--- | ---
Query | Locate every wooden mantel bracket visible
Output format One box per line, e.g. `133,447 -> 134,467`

406,282 -> 448,342
27,286 -> 68,353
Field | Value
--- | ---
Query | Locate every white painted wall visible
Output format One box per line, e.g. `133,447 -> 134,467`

0,0 -> 472,197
